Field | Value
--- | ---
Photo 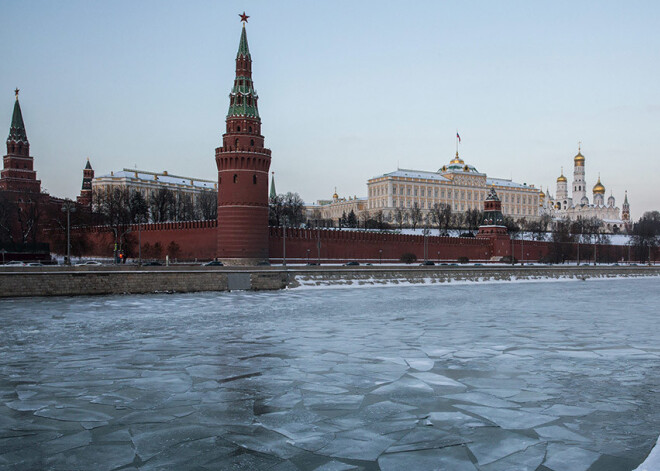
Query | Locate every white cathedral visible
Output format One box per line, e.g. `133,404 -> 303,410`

540,146 -> 630,232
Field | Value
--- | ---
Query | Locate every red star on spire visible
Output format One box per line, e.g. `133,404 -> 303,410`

239,12 -> 249,23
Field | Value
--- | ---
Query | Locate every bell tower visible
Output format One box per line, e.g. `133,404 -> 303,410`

215,13 -> 272,264
1,89 -> 41,193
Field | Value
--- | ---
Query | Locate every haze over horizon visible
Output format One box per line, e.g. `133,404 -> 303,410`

1,1 -> 658,219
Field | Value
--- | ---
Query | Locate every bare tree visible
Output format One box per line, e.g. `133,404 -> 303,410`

197,190 -> 218,221
0,191 -> 16,243
282,192 -> 305,226
409,202 -> 422,230
149,188 -> 175,222
393,206 -> 406,229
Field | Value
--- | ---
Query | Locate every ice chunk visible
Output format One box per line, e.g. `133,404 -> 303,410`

542,404 -> 595,417
543,443 -> 600,471
34,407 -> 114,422
130,424 -> 217,461
385,427 -> 466,453
409,372 -> 466,388
535,425 -> 589,442
467,428 -> 540,465
405,357 -> 434,371
480,442 -> 546,471
443,392 -> 519,408
317,428 -> 396,461
633,435 -> 660,471
44,443 -> 136,471
379,445 -> 478,471
456,405 -> 557,429
313,461 -> 361,471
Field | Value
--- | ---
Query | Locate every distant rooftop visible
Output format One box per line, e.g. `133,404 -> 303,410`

95,169 -> 216,190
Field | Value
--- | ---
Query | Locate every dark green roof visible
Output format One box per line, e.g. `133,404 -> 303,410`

236,24 -> 251,59
7,98 -> 28,144
269,174 -> 276,199
85,159 -> 92,169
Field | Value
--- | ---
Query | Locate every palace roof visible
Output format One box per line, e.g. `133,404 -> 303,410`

96,169 -> 216,190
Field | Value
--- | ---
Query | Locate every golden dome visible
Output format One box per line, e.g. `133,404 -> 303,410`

574,143 -> 585,166
593,176 -> 605,195
539,188 -> 546,198
332,187 -> 338,199
450,151 -> 464,165
557,173 -> 567,183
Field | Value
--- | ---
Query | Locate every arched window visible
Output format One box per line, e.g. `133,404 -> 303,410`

219,177 -> 222,184
250,139 -> 254,146
234,138 -> 239,147
249,126 -> 252,132
237,126 -> 241,132
233,174 -> 238,183
253,174 -> 257,184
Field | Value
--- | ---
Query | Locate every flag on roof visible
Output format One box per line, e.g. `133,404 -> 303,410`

456,132 -> 461,143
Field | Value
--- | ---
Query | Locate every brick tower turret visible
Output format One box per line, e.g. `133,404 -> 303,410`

477,187 -> 511,259
0,89 -> 41,193
77,158 -> 94,206
215,14 -> 272,264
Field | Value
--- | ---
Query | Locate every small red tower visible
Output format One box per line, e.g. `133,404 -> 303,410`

0,89 -> 41,193
215,14 -> 272,264
76,158 -> 94,207
477,187 -> 511,259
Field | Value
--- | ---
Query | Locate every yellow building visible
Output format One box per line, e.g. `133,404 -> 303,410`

367,152 -> 540,221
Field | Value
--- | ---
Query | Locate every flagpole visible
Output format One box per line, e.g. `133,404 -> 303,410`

456,130 -> 458,154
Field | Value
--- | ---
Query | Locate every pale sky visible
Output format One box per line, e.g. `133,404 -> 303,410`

2,0 -> 659,219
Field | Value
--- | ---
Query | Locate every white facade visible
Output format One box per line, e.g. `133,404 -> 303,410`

540,148 -> 628,232
93,168 -> 217,202
366,152 -> 541,221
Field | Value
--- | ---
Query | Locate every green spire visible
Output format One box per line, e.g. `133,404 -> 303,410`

236,24 -> 251,59
85,158 -> 92,170
269,172 -> 277,199
8,91 -> 28,144
227,24 -> 260,119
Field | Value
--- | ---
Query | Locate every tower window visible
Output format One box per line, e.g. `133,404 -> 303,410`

249,126 -> 252,132
235,138 -> 239,147
233,174 -> 238,183
253,174 -> 257,184
237,126 -> 241,132
250,139 -> 254,146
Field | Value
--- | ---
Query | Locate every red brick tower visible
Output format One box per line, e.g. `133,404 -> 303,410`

0,89 -> 41,193
76,159 -> 94,206
477,187 -> 511,259
215,14 -> 271,264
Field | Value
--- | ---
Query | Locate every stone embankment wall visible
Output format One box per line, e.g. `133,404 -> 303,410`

0,266 -> 657,298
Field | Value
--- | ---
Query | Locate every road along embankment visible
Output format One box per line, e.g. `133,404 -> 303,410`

0,265 -> 658,297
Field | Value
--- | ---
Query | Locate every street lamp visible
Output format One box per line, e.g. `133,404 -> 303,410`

306,248 -> 310,264
112,226 -> 132,264
379,249 -> 383,264
61,200 -> 76,265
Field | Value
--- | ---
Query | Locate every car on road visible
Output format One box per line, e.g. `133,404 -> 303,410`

3,261 -> 25,266
344,261 -> 360,266
204,261 -> 224,266
76,261 -> 103,266
420,261 -> 435,266
143,261 -> 163,266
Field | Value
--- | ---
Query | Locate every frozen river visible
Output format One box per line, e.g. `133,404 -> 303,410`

1,278 -> 659,470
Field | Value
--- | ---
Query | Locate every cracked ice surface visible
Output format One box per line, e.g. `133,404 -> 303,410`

0,278 -> 659,470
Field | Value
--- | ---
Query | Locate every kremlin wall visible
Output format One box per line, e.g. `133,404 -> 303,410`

1,18 -> 653,266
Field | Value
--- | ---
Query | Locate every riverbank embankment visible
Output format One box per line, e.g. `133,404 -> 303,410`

0,265 -> 658,297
